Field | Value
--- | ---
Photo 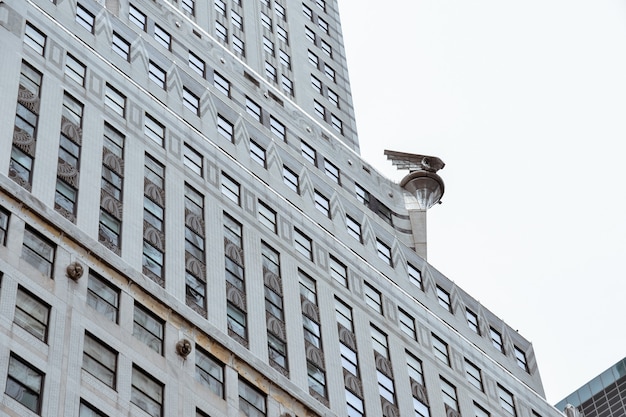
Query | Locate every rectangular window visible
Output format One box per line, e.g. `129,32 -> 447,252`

24,22 -> 47,55
514,346 -> 529,372
182,0 -> 195,15
305,26 -> 316,43
87,271 -> 119,322
364,282 -> 382,313
76,4 -> 95,33
475,402 -> 491,417
399,308 -> 417,340
316,0 -> 326,11
490,327 -> 504,353
221,172 -> 240,205
275,2 -> 285,20
6,354 -> 44,413
239,379 -> 266,417
185,184 -> 206,316
355,183 -> 370,205
15,286 -> 50,342
145,113 -> 165,146
376,239 -> 392,266
104,84 -> 126,117
195,347 -> 224,398
129,4 -> 147,30
328,88 -> 339,107
303,4 -> 313,20
308,50 -> 319,67
65,54 -> 86,85
82,332 -> 117,388
324,63 -> 335,82
331,114 -> 343,134
432,334 -> 450,366
258,201 -> 276,233
321,39 -> 332,57
231,11 -> 243,29
498,385 -> 516,416
276,25 -> 288,43
440,378 -> 459,412
270,117 -> 286,141
466,308 -> 480,334
311,74 -> 322,94
183,143 -> 203,176
294,228 -> 312,260
215,22 -> 227,42
143,155 -> 165,285
213,71 -> 230,96
329,255 -> 347,286
246,97 -> 261,121
318,17 -> 329,34
282,166 -> 299,193
314,190 -> 330,218
154,24 -> 171,50
0,206 -> 9,245
22,226 -> 55,278
183,87 -> 200,115
80,400 -> 108,417
408,263 -> 422,290
261,12 -> 272,30
265,61 -> 276,82
233,35 -> 245,55
465,359 -> 483,391
314,100 -> 325,119
407,353 -> 430,417
133,303 -> 164,354
214,0 -> 226,15
149,61 -> 166,89
226,302 -> 247,341
188,51 -> 205,77
112,32 -> 130,61
279,50 -> 291,68
436,286 -> 452,312
131,366 -> 163,417
263,36 -> 274,55
281,75 -> 293,96
346,215 -> 361,242
217,114 -> 234,141
250,140 -> 266,167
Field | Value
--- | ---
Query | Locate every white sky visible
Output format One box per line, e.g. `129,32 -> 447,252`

337,0 -> 626,403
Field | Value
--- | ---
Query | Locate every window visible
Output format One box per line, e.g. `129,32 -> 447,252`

407,353 -> 430,417
440,378 -> 459,413
154,24 -> 171,50
318,17 -> 329,34
329,255 -> 347,286
311,75 -> 322,94
432,334 -> 449,365
143,155 -> 165,285
183,87 -> 200,115
258,201 -> 276,232
466,308 -> 480,334
265,61 -> 276,82
371,326 -> 396,406
398,308 -> 417,340
246,97 -> 261,121
214,0 -> 226,15
346,215 -> 361,242
131,366 -> 163,417
303,4 -> 313,20
321,39 -> 332,57
355,183 -> 370,205
215,22 -> 227,42
474,402 -> 491,417
261,12 -> 272,30
239,379 -> 266,417
490,327 -> 504,353
324,159 -> 341,184
65,54 -> 86,85
148,61 -> 166,89
270,117 -> 286,141
316,0 -> 326,11
233,35 -> 245,55
324,63 -> 335,82
76,4 -> 95,33
80,400 -> 108,417
282,166 -> 299,193
184,184 -> 206,315
133,303 -> 164,354
5,354 -> 44,413
213,72 -> 230,96
227,302 -> 247,341
276,25 -> 288,43
195,347 -> 224,397
104,84 -> 126,117
182,0 -> 195,15
56,93 -> 82,219
82,332 -> 117,388
275,2 -> 285,20
305,26 -> 316,43
279,50 -> 291,68
364,282 -> 382,313
498,385 -> 516,416
310,191 -> 329,219
408,263 -> 423,290
436,286 -> 452,312
145,113 -> 165,146
308,50 -> 319,67
331,114 -> 343,134
188,51 -> 205,77
221,172 -> 240,205
328,88 -> 339,107
514,346 -> 529,372
15,286 -> 50,342
376,239 -> 392,266
250,140 -> 266,167
231,11 -> 242,29
22,226 -> 55,278
294,228 -> 312,260
129,4 -> 147,30
314,100 -> 325,119
183,143 -> 203,176
262,36 -> 274,55
281,75 -> 293,96
465,359 -> 483,391
24,22 -> 46,55
217,114 -> 234,141
112,32 -> 130,60
87,271 -> 119,322
0,206 -> 9,245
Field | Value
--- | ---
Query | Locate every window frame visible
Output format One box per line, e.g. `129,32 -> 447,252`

6,353 -> 44,414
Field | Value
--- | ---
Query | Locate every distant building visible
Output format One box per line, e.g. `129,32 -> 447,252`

556,358 -> 626,417
1,0 -> 569,416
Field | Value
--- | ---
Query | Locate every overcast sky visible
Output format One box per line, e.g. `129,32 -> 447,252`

337,0 -> 626,403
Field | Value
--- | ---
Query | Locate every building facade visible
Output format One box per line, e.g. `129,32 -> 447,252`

1,0 -> 566,416
556,358 -> 626,417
